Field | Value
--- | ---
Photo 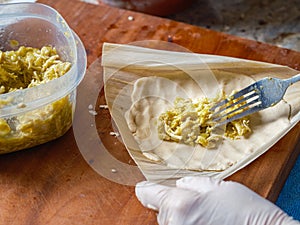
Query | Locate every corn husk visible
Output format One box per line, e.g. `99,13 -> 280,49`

102,41 -> 300,185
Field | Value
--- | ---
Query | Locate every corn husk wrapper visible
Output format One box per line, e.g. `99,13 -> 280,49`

102,42 -> 300,185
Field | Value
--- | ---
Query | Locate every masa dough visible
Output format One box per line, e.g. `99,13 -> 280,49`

125,73 -> 291,172
102,42 -> 300,180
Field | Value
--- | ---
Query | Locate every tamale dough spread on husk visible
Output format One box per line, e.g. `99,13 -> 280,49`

103,43 -> 300,181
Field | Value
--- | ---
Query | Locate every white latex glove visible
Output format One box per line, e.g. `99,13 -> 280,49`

135,176 -> 300,225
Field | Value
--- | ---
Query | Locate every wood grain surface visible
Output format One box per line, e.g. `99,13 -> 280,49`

1,0 -> 300,224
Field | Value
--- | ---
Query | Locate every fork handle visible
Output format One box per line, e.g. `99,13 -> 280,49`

285,73 -> 300,86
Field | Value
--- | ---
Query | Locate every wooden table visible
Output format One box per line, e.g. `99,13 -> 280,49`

1,0 -> 300,224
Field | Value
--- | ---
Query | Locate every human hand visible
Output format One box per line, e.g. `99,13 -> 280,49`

135,176 -> 299,225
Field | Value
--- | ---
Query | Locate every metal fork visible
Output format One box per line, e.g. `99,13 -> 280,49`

211,73 -> 300,126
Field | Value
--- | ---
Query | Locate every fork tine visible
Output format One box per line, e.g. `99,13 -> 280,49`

213,90 -> 258,116
214,104 -> 262,126
211,84 -> 256,111
213,97 -> 261,123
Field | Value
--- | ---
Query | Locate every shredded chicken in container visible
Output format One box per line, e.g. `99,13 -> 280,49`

0,46 -> 72,153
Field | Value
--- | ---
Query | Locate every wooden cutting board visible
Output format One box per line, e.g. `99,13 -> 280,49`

1,0 -> 300,224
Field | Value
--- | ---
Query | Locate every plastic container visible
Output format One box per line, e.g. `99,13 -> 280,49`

0,3 -> 87,154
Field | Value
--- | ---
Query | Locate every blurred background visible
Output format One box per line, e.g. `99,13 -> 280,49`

100,0 -> 300,51
3,0 -> 297,51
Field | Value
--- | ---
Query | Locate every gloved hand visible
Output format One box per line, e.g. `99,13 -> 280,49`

135,176 -> 300,225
